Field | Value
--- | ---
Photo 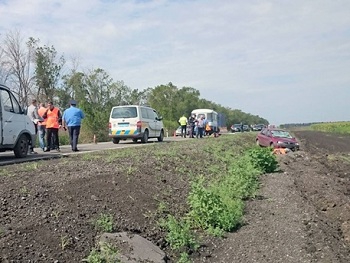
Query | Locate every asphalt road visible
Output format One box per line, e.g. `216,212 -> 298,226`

0,137 -> 187,166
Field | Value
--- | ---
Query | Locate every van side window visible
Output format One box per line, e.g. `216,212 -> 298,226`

146,108 -> 155,120
141,108 -> 148,118
1,89 -> 21,114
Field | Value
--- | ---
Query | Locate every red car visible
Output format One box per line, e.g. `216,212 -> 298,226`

256,128 -> 299,151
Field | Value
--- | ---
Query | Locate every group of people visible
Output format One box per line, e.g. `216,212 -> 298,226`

178,113 -> 210,139
27,99 -> 85,153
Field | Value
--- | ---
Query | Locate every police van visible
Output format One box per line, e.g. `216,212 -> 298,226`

108,105 -> 164,144
0,84 -> 36,157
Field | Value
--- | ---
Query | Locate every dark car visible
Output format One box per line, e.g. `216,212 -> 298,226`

252,124 -> 265,131
256,128 -> 299,151
231,124 -> 243,132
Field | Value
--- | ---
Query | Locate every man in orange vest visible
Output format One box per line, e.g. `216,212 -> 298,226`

37,103 -> 47,151
43,101 -> 63,152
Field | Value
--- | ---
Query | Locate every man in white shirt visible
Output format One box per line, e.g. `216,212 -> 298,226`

27,98 -> 41,154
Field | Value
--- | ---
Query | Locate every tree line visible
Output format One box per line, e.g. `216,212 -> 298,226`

0,30 -> 268,142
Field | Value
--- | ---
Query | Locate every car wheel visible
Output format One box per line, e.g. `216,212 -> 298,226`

14,134 -> 29,158
157,130 -> 164,142
132,138 -> 138,143
112,138 -> 120,144
141,130 -> 149,143
270,142 -> 274,148
256,139 -> 260,146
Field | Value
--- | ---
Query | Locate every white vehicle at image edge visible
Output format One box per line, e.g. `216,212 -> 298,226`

108,105 -> 165,144
0,84 -> 36,158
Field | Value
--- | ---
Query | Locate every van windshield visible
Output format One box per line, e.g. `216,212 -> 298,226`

111,107 -> 137,119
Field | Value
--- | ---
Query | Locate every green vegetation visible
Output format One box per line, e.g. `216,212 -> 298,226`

311,122 -> 350,134
85,243 -> 119,263
157,133 -> 278,260
94,213 -> 114,233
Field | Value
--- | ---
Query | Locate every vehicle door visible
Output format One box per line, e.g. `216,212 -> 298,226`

259,128 -> 268,146
153,110 -> 163,136
146,108 -> 157,137
0,88 -> 27,145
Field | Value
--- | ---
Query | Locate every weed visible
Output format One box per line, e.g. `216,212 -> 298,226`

84,243 -> 119,263
19,186 -> 29,194
22,162 -> 40,171
246,146 -> 278,173
157,201 -> 168,214
0,168 -> 12,177
159,215 -> 199,251
51,210 -> 60,220
188,178 -> 243,232
178,252 -> 191,263
95,213 -> 114,232
60,235 -> 71,250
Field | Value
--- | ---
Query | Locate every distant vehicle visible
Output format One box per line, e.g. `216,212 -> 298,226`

252,124 -> 266,131
175,126 -> 191,136
108,105 -> 164,144
0,84 -> 36,157
243,125 -> 250,132
256,128 -> 299,151
231,124 -> 242,132
191,109 -> 219,134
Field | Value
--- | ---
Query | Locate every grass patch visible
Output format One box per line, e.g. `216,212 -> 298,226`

94,213 -> 114,233
84,243 -> 119,263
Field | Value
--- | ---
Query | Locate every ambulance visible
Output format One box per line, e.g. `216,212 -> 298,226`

108,105 -> 164,144
0,84 -> 36,157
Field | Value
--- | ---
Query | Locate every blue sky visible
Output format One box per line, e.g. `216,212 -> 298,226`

1,0 -> 349,125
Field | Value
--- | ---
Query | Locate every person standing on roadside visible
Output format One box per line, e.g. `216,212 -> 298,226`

27,98 -> 41,154
196,115 -> 206,138
178,114 -> 188,138
43,101 -> 62,152
62,100 -> 85,152
188,114 -> 197,138
37,103 -> 47,151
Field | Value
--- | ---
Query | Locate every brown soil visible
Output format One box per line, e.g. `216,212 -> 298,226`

1,131 -> 350,262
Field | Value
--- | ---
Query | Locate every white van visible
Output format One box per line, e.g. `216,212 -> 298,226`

191,108 -> 219,133
108,105 -> 164,144
0,84 -> 36,158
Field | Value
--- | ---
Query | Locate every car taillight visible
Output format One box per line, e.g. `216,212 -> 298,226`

108,122 -> 112,129
137,121 -> 142,131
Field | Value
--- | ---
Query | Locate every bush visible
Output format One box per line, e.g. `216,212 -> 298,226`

246,146 -> 278,173
159,215 -> 199,251
188,177 -> 243,232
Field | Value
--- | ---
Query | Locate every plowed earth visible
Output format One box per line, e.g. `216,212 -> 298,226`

0,130 -> 350,262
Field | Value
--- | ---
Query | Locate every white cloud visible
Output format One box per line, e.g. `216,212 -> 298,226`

1,0 -> 350,124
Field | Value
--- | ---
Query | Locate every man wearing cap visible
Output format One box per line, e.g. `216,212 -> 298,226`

62,100 -> 85,152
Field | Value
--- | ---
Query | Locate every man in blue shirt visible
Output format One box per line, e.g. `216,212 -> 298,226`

62,100 -> 85,152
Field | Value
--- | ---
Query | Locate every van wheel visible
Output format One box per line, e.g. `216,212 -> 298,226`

132,139 -> 138,143
14,134 -> 29,158
157,130 -> 164,142
112,138 -> 120,144
141,130 -> 149,143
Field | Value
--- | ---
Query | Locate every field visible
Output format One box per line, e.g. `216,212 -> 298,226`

1,131 -> 350,262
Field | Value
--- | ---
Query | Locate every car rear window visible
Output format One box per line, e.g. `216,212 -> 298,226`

111,107 -> 137,119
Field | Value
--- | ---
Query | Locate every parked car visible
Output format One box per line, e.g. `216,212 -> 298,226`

256,128 -> 299,151
175,126 -> 195,136
252,124 -> 265,131
231,124 -> 242,132
243,125 -> 250,132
